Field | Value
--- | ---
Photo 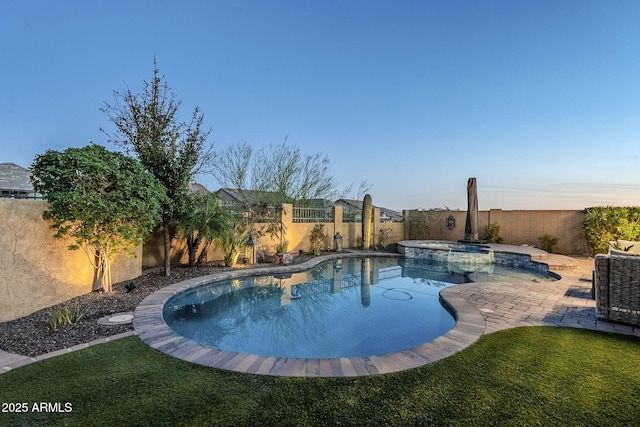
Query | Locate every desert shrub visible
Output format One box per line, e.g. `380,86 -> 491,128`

48,303 -> 83,330
275,240 -> 289,254
406,209 -> 448,240
482,222 -> 503,243
583,207 -> 640,254
378,228 -> 393,249
538,233 -> 559,253
220,223 -> 250,267
309,223 -> 327,255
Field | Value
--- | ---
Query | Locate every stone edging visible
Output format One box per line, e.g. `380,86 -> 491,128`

0,331 -> 135,374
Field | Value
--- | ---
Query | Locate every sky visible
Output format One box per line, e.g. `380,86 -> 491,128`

1,1 -> 639,211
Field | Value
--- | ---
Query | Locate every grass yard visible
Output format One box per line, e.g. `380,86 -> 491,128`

1,326 -> 639,426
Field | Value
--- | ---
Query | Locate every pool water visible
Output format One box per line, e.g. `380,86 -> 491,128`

163,257 -> 552,359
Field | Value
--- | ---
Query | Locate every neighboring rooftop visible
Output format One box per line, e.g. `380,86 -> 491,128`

215,190 -> 402,221
336,198 -> 403,222
215,188 -> 332,207
0,163 -> 40,199
216,188 -> 288,205
189,182 -> 210,194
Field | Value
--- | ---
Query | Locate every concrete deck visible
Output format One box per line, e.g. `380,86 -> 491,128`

3,249 -> 640,376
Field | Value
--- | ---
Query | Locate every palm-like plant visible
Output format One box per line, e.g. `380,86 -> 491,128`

180,192 -> 231,267
219,223 -> 251,267
309,223 -> 327,256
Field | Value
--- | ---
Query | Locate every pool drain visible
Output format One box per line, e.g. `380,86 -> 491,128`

381,288 -> 413,301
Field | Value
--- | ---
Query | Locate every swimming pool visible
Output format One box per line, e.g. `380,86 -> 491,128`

162,256 -> 552,359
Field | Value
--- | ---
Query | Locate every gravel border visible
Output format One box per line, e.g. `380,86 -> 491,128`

0,255 -> 320,357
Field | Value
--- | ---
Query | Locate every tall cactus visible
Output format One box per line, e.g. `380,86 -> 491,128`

361,194 -> 373,250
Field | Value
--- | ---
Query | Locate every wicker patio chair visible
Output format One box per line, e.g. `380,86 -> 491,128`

595,251 -> 640,326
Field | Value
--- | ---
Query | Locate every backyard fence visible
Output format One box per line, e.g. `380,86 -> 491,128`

1,198 -> 596,322
292,206 -> 333,223
342,205 -> 362,223
404,209 -> 591,255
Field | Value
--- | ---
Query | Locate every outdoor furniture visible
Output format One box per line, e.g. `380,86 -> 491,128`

610,239 -> 640,254
595,250 -> 640,326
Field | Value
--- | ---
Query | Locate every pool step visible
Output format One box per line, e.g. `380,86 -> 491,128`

532,253 -> 579,271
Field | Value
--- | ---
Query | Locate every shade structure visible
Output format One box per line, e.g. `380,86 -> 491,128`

464,177 -> 478,241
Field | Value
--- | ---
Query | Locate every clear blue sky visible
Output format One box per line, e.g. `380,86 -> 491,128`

2,0 -> 639,211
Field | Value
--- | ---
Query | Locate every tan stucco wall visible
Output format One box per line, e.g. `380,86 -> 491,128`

141,205 -> 593,269
417,209 -> 590,255
0,199 -> 142,322
492,210 -> 589,254
142,205 -> 406,266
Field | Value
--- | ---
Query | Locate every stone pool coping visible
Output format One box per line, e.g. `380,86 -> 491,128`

133,251 -> 486,377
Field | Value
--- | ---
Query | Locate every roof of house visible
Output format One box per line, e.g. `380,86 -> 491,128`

336,198 -> 403,221
216,188 -> 336,207
214,190 -> 401,218
0,163 -> 34,191
189,182 -> 210,194
215,188 -> 295,205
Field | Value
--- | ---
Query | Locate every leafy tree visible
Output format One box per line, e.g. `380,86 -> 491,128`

179,192 -> 231,267
30,144 -> 166,292
100,57 -> 213,276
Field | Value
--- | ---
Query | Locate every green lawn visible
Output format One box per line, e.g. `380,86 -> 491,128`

1,327 -> 639,426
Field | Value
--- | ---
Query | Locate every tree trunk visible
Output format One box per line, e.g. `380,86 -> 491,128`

187,234 -> 196,267
196,240 -> 211,266
187,233 -> 203,267
104,256 -> 112,293
91,252 -> 103,292
225,248 -> 240,267
91,249 -> 112,292
163,219 -> 171,276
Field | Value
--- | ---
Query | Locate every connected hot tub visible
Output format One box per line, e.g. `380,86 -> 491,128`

397,240 -> 550,276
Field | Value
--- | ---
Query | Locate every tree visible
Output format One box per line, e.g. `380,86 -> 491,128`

100,57 -> 213,276
30,144 -> 166,292
179,192 -> 231,267
212,139 -> 347,207
406,208 -> 449,240
212,139 -> 370,251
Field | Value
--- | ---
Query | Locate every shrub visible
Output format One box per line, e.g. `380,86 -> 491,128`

48,303 -> 83,330
482,222 -> 503,243
309,223 -> 327,255
275,240 -> 289,254
406,209 -> 448,240
538,233 -> 559,253
220,224 -> 250,267
378,228 -> 393,249
583,207 -> 640,254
